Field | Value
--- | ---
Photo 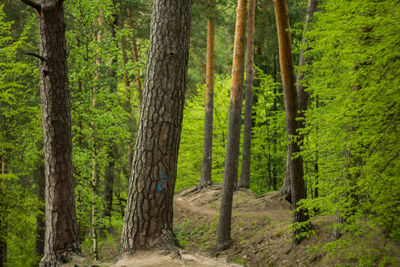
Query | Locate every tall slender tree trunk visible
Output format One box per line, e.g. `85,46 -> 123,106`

121,0 -> 193,253
91,153 -> 98,261
121,37 -> 131,88
273,0 -> 309,247
90,10 -> 104,261
102,16 -> 119,229
18,1 -> 82,265
126,8 -> 143,104
280,0 -> 317,204
239,0 -> 256,189
296,0 -> 318,128
0,156 -> 7,267
200,0 -> 216,188
35,164 -> 45,259
215,0 -> 247,251
121,36 -> 136,174
103,150 -> 115,221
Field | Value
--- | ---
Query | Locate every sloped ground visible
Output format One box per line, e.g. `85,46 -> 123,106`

174,184 -> 400,266
64,184 -> 399,266
174,184 -> 330,266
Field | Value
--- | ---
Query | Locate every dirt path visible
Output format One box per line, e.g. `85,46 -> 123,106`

111,250 -> 242,267
174,184 -> 292,222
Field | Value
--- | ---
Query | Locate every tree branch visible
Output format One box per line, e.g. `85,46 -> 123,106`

20,0 -> 41,13
25,52 -> 46,61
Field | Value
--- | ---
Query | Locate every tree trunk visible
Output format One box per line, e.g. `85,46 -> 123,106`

126,8 -> 143,104
280,0 -> 317,204
35,164 -> 45,259
121,37 -> 131,88
215,0 -> 247,251
91,154 -> 98,261
121,0 -> 193,253
102,17 -> 119,228
273,0 -> 309,247
0,156 -> 7,267
103,153 -> 115,222
199,0 -> 216,188
296,0 -> 318,127
18,2 -> 83,266
239,0 -> 256,189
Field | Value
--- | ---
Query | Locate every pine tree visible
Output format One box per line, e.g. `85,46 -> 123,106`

273,0 -> 308,247
239,0 -> 256,189
20,1 -> 81,265
216,0 -> 247,251
121,0 -> 193,252
200,0 -> 216,188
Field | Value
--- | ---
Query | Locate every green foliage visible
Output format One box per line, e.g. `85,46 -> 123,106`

300,0 -> 400,264
177,70 -> 286,194
66,0 -> 132,257
250,69 -> 286,194
188,0 -> 236,93
0,4 -> 42,266
177,76 -> 231,190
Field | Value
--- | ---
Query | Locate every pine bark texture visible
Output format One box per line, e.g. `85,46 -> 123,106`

200,0 -> 216,188
121,0 -> 192,253
273,0 -> 309,246
216,0 -> 247,251
35,1 -> 81,266
239,0 -> 256,189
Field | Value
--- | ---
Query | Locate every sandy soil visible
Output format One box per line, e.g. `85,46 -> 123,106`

111,250 -> 242,267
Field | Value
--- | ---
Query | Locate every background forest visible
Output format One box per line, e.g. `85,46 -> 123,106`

0,0 -> 399,266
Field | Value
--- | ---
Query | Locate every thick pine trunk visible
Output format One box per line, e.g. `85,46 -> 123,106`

215,0 -> 247,251
273,0 -> 309,247
200,0 -> 216,188
33,2 -> 81,266
239,0 -> 256,189
121,0 -> 192,253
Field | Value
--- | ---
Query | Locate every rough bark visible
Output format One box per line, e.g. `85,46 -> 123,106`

121,0 -> 192,253
280,0 -> 317,204
20,1 -> 82,266
273,0 -> 309,247
239,0 -> 256,189
36,0 -> 81,260
199,0 -> 216,189
215,0 -> 247,251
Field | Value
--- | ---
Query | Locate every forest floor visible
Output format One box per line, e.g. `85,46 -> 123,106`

63,184 -> 399,266
172,184 -> 331,266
